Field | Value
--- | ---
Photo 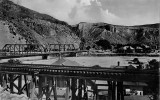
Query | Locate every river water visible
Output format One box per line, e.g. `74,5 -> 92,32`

8,56 -> 158,68
67,56 -> 159,67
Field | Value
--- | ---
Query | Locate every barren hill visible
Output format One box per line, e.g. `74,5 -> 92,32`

0,0 -> 159,50
0,0 -> 80,48
74,22 -> 159,49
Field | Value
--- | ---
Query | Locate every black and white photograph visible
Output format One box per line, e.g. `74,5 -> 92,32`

0,0 -> 159,100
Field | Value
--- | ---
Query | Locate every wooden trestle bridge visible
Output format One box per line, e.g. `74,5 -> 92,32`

0,44 -> 159,100
0,63 -> 159,100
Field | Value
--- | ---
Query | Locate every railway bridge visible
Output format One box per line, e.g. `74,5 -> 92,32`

0,44 -> 88,59
0,63 -> 159,100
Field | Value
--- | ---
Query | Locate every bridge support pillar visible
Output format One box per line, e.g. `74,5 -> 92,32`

18,75 -> 22,94
108,81 -> 124,100
4,74 -> 7,87
108,81 -> 111,100
52,77 -> 57,100
77,79 -> 88,100
9,74 -> 14,93
44,77 -> 51,100
30,75 -> 36,100
65,78 -> 71,100
78,79 -> 83,100
112,81 -> 116,100
108,81 -> 117,100
0,74 -> 6,88
83,79 -> 88,100
24,75 -> 29,97
117,82 -> 124,100
71,78 -> 77,100
0,73 -> 2,86
37,76 -> 56,100
42,54 -> 48,60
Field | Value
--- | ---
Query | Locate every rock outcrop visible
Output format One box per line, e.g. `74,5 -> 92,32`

74,22 -> 159,48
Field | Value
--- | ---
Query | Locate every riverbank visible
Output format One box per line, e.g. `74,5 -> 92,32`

0,55 -> 159,67
78,52 -> 160,57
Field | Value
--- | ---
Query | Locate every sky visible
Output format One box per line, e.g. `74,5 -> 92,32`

11,0 -> 160,26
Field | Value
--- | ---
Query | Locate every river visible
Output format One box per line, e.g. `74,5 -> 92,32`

0,56 -> 159,68
0,56 -> 156,68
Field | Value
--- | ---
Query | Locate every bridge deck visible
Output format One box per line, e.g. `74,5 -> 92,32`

0,50 -> 88,59
0,63 -> 158,82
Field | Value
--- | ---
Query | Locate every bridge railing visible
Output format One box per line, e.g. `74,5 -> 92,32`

1,44 -> 46,56
0,44 -> 78,57
48,44 -> 76,52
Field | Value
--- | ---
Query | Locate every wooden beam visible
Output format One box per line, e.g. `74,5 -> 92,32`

38,76 -> 43,99
112,81 -> 116,100
83,79 -> 88,100
24,75 -> 29,97
30,76 -> 36,100
78,79 -> 83,100
65,78 -> 70,100
108,81 -> 112,100
13,75 -> 20,82
52,77 -> 57,100
14,44 -> 16,55
117,82 -> 124,100
59,44 -> 61,52
13,83 -> 19,92
20,84 -> 27,93
0,73 -> 2,86
18,75 -> 22,94
71,78 -> 77,100
9,74 -> 14,93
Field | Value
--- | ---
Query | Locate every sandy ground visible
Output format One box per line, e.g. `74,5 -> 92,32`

0,56 -> 159,67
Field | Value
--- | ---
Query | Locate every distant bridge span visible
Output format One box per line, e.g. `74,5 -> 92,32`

0,44 -> 88,59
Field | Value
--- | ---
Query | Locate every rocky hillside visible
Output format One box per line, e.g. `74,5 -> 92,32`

74,22 -> 159,49
0,0 -> 80,48
0,0 -> 159,50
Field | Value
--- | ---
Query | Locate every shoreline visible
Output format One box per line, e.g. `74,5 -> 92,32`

78,52 -> 160,57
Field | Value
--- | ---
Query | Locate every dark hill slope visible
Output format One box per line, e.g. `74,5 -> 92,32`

0,0 -> 80,48
74,22 -> 159,49
0,0 -> 159,50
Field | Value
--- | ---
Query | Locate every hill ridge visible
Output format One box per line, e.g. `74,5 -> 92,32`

0,0 -> 159,50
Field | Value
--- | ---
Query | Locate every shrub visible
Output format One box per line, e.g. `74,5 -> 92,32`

7,59 -> 22,64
